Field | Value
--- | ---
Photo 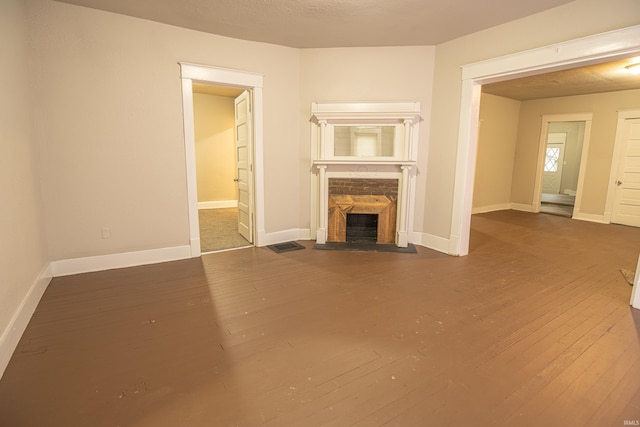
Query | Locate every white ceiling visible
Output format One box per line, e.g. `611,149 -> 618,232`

483,56 -> 640,100
55,0 -> 573,48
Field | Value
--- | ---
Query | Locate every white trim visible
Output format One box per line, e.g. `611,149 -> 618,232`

0,263 -> 53,380
311,101 -> 421,123
51,245 -> 192,277
472,203 -> 512,214
180,63 -> 264,87
416,232 -> 451,255
452,24 -> 640,256
631,254 -> 640,310
313,160 -> 416,166
179,63 -> 265,253
511,203 -> 535,212
181,77 -> 200,257
604,109 -> 640,223
259,228 -> 312,246
571,211 -> 608,224
198,200 -> 238,209
461,26 -> 640,83
252,88 -> 266,247
451,80 -> 482,256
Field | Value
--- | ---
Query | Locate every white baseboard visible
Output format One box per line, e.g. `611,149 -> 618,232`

472,203 -> 512,214
572,211 -> 608,224
0,263 -> 53,380
413,232 -> 450,255
198,200 -> 238,210
511,203 -> 535,212
51,245 -> 193,277
257,228 -> 312,247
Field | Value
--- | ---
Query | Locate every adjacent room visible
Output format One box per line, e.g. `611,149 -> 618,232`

192,83 -> 253,253
2,0 -> 640,425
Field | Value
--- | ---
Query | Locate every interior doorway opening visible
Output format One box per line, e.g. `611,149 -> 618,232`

192,83 -> 253,252
179,63 -> 265,258
533,114 -> 592,219
538,121 -> 587,218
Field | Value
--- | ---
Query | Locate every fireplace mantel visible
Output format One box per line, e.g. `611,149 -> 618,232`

310,101 -> 422,248
313,159 -> 416,167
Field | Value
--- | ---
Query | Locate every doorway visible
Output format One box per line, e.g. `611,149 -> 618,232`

180,63 -> 265,258
450,26 -> 640,256
192,84 -> 253,252
538,121 -> 587,218
532,114 -> 592,219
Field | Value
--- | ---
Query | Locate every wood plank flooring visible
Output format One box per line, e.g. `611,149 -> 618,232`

1,210 -> 640,426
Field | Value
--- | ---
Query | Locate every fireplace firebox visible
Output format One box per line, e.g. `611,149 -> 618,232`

346,214 -> 378,243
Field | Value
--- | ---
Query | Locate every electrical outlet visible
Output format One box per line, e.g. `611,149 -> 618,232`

101,227 -> 111,239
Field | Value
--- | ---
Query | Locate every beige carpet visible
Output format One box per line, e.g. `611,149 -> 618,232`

198,208 -> 251,253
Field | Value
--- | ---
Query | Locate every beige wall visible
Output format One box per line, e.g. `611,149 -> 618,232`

14,0 -> 640,263
193,93 -> 236,203
428,0 -> 640,239
473,94 -> 521,210
511,89 -> 640,214
30,0 -> 300,259
299,46 -> 436,231
0,0 -> 48,357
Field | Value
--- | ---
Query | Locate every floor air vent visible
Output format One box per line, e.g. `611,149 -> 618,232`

267,241 -> 305,253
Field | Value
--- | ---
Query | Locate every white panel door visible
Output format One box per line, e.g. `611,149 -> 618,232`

541,133 -> 566,194
612,118 -> 640,227
235,91 -> 253,243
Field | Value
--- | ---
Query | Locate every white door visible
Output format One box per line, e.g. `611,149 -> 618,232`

541,133 -> 566,194
234,91 -> 253,243
611,118 -> 640,227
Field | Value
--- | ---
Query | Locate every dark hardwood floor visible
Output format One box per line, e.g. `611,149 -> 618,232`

1,210 -> 639,426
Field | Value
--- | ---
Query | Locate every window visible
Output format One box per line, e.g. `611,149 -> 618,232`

544,147 -> 560,172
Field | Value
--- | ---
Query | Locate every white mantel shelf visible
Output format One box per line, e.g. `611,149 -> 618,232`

313,160 -> 416,167
311,101 -> 421,124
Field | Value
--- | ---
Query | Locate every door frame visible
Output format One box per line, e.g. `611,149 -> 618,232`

533,114 -> 592,215
605,109 -> 640,223
180,63 -> 265,257
451,24 -> 640,256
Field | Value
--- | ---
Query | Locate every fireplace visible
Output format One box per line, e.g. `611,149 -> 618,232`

310,101 -> 422,248
327,178 -> 397,244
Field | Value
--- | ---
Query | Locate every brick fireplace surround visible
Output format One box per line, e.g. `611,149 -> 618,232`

327,178 -> 398,244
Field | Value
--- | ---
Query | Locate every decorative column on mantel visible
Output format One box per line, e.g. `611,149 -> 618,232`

316,164 -> 328,244
397,165 -> 412,247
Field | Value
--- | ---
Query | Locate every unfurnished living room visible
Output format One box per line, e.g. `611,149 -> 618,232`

2,0 -> 640,426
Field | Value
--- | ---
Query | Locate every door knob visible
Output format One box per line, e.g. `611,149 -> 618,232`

233,178 -> 240,182
616,180 -> 623,186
